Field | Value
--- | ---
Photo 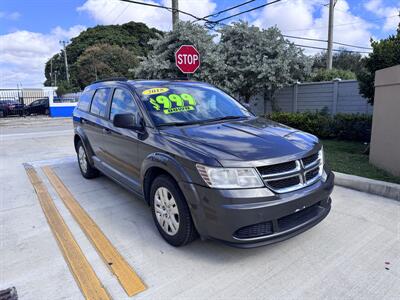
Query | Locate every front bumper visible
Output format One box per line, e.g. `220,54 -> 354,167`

179,170 -> 334,248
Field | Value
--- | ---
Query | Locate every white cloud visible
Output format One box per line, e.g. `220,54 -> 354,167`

77,0 -> 217,30
364,0 -> 399,31
253,0 -> 374,54
0,25 -> 86,88
0,11 -> 21,21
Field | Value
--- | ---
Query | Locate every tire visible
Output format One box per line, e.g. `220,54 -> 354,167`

45,108 -> 49,115
150,175 -> 198,247
76,140 -> 99,179
0,110 -> 5,118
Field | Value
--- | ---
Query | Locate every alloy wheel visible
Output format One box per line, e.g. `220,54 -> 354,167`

154,187 -> 180,236
78,146 -> 88,173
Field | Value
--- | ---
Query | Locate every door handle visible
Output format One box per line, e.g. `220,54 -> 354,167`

102,128 -> 112,135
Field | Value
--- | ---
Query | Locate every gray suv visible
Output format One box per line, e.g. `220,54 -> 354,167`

73,78 -> 334,248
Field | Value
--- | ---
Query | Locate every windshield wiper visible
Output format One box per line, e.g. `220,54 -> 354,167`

206,115 -> 246,123
157,120 -> 203,127
157,116 -> 247,128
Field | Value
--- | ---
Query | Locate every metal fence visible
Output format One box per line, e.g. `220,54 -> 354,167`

0,89 -> 50,117
249,79 -> 373,116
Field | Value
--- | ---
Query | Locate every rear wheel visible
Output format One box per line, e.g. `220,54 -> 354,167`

150,175 -> 197,247
76,140 -> 99,179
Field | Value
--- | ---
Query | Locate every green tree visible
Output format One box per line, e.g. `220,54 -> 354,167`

55,81 -> 80,97
135,21 -> 222,85
312,50 -> 363,74
44,22 -> 162,88
218,22 -> 312,105
311,68 -> 356,82
357,24 -> 400,104
75,44 -> 138,87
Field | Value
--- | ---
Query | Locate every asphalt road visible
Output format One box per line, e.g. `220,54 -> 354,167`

1,117 -> 399,299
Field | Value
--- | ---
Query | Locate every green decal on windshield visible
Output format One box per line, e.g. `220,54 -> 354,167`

149,93 -> 197,114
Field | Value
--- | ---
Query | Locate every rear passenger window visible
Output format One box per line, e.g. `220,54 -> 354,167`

90,88 -> 111,117
110,89 -> 138,120
77,90 -> 95,112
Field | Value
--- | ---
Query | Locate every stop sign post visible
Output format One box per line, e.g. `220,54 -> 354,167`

175,45 -> 200,74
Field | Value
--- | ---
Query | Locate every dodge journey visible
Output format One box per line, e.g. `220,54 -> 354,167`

73,78 -> 334,248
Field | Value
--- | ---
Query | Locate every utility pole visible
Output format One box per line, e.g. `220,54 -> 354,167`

326,0 -> 335,70
172,0 -> 179,30
50,58 -> 53,86
59,40 -> 70,83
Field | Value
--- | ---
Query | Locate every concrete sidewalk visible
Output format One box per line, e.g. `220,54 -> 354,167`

1,120 -> 399,299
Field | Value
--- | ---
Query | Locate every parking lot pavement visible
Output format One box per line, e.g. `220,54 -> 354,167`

1,120 -> 399,299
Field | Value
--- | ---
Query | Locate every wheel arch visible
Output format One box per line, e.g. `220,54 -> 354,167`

141,152 -> 192,205
73,128 -> 95,165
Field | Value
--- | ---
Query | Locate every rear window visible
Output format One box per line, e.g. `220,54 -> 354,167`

90,88 -> 111,117
77,90 -> 95,112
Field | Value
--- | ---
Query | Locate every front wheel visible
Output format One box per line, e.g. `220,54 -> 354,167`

76,140 -> 99,179
150,175 -> 197,247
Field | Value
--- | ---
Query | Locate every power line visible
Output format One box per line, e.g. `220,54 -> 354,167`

202,0 -> 257,19
211,22 -> 372,52
291,43 -> 371,54
210,0 -> 284,24
282,34 -> 372,50
284,14 -> 399,32
118,0 -> 210,23
111,3 -> 130,23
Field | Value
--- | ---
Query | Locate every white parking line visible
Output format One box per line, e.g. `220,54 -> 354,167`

0,129 -> 73,140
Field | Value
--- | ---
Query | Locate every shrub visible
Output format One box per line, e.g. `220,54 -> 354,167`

311,68 -> 356,82
334,113 -> 372,142
267,112 -> 372,142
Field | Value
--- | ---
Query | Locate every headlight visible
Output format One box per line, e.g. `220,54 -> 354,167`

196,164 -> 264,189
319,147 -> 327,181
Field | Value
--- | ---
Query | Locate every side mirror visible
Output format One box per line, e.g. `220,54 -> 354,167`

113,113 -> 143,131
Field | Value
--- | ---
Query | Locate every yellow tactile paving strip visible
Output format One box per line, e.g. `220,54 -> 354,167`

24,164 -> 111,300
43,166 -> 146,297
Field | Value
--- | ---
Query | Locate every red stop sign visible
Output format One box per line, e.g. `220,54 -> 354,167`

175,45 -> 200,74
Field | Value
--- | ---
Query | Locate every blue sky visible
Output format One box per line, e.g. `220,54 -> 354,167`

1,0 -> 399,87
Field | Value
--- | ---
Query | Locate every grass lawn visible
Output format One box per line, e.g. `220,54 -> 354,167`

321,139 -> 400,184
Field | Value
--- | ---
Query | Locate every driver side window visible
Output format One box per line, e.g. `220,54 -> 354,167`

110,88 -> 138,121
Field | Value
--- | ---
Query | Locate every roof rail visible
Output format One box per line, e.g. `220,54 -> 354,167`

92,77 -> 128,84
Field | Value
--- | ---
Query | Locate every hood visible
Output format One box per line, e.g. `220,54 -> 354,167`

161,117 -> 319,165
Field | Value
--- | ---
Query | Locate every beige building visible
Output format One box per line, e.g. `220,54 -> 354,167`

369,65 -> 400,176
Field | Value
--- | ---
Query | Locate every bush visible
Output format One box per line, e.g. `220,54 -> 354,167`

333,113 -> 372,142
311,68 -> 356,82
268,112 -> 372,142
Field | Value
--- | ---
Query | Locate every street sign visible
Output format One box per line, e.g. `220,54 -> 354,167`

175,45 -> 200,74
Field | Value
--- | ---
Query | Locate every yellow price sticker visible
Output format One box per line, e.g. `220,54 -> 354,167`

142,87 -> 169,96
149,93 -> 197,114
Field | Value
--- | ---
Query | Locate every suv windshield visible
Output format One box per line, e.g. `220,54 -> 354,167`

136,82 -> 252,126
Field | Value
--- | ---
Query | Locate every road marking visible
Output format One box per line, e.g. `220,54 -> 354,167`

43,166 -> 146,297
24,164 -> 111,300
1,129 -> 73,140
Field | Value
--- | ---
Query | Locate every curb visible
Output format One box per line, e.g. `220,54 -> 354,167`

334,172 -> 400,201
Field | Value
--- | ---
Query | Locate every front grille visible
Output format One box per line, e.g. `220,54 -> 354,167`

233,221 -> 273,239
258,161 -> 297,176
278,203 -> 321,231
306,167 -> 320,182
257,150 -> 323,193
302,153 -> 319,167
233,202 -> 323,240
268,176 -> 300,190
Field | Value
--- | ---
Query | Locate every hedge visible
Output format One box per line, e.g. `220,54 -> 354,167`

267,112 -> 372,142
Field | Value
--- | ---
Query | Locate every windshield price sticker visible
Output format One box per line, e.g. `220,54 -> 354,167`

142,87 -> 169,96
149,93 -> 197,115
